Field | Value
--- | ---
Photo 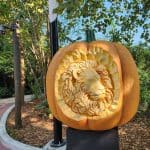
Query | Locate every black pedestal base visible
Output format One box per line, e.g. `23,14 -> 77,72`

67,127 -> 119,150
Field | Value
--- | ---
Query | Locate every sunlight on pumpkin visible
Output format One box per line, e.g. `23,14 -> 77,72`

123,77 -> 134,98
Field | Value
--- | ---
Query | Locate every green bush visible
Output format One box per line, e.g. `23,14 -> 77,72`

0,86 -> 13,98
130,43 -> 150,112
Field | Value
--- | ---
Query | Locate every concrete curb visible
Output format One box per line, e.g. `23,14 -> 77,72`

0,95 -> 34,104
0,104 -> 41,150
0,96 -> 66,150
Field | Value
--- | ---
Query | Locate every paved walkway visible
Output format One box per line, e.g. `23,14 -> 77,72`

0,95 -> 32,150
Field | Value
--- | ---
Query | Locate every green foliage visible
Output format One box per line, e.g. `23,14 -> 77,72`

0,36 -> 14,98
0,36 -> 13,74
26,74 -> 44,100
0,0 -> 50,99
35,100 -> 48,109
130,43 -> 150,112
35,100 -> 51,115
0,86 -> 13,98
56,0 -> 149,45
0,50 -> 13,74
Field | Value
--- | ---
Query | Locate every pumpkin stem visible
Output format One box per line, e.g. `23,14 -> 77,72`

85,29 -> 96,42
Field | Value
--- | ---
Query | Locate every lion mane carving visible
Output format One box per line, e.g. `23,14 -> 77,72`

59,60 -> 114,116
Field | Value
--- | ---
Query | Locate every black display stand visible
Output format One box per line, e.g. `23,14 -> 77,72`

66,127 -> 119,150
50,18 -> 66,147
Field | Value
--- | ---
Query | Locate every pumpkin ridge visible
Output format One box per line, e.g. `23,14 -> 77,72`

113,43 -> 140,125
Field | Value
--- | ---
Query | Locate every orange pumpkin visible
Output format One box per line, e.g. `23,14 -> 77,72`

46,41 -> 139,130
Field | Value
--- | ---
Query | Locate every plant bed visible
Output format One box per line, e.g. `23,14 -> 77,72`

6,99 -> 149,149
119,112 -> 150,150
6,99 -> 66,148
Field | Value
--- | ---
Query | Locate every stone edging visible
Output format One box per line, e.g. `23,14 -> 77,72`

0,104 -> 41,150
0,96 -> 66,150
0,95 -> 34,104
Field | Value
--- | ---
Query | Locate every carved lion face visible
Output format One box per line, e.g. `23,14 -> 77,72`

77,68 -> 106,101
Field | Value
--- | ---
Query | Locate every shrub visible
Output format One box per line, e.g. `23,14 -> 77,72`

130,43 -> 150,112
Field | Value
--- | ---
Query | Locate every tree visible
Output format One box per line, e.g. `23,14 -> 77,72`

130,43 -> 150,112
0,0 -> 50,99
12,22 -> 23,129
55,0 -> 149,45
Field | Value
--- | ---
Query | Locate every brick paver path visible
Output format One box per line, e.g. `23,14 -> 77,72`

0,103 -> 13,116
0,141 -> 10,150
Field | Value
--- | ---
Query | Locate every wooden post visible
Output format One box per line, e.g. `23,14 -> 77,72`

12,22 -> 24,129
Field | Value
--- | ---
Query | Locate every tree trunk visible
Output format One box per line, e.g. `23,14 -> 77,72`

12,22 -> 23,129
20,41 -> 25,105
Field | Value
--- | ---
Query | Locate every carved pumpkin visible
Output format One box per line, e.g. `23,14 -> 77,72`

46,41 -> 139,130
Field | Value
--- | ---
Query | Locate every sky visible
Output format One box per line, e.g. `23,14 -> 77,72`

133,27 -> 144,45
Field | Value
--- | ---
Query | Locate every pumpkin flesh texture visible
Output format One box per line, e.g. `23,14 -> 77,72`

46,41 -> 123,130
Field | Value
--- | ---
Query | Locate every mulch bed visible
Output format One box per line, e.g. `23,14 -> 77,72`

119,113 -> 150,150
6,99 -> 66,148
6,99 -> 150,149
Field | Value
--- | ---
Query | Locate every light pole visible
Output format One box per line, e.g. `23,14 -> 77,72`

48,0 -> 66,147
49,18 -> 65,147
